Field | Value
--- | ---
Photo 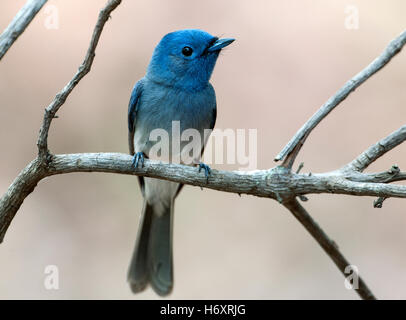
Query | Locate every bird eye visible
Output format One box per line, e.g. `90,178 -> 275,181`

181,46 -> 193,57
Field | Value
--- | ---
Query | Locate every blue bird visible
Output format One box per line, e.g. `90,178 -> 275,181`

127,29 -> 234,295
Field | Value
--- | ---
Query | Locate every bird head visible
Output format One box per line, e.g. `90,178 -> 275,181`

146,29 -> 234,92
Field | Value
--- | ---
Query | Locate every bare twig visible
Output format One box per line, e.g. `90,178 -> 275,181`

0,0 -> 121,238
373,197 -> 386,208
283,199 -> 376,300
296,162 -> 304,174
0,159 -> 44,242
365,171 -> 406,184
344,125 -> 406,172
37,0 -> 122,161
0,0 -> 47,60
275,30 -> 406,166
344,166 -> 406,184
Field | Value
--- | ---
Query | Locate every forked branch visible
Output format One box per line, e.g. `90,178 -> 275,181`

37,0 -> 122,161
275,30 -> 406,168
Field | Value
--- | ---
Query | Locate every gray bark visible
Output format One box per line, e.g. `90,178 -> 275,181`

0,0 -> 47,60
275,30 -> 406,167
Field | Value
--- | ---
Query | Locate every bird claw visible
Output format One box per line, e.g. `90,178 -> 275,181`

132,152 -> 145,168
198,163 -> 211,182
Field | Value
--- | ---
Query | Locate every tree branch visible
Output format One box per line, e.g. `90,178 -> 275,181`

275,30 -> 406,167
344,125 -> 406,172
3,152 -> 406,243
283,199 -> 376,300
37,0 -> 122,161
0,0 -> 47,61
0,158 -> 44,242
1,0 -> 122,243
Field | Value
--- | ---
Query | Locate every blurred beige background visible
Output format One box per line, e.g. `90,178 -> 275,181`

1,0 -> 406,299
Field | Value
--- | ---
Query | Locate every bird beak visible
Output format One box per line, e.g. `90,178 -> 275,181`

207,38 -> 235,52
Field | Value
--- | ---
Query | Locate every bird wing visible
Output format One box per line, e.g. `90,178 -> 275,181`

210,102 -> 217,130
128,79 -> 146,195
128,79 -> 144,155
200,99 -> 217,157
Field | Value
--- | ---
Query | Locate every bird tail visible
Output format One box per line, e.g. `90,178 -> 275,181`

127,199 -> 174,296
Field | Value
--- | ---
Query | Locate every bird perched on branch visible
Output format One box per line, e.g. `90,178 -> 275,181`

127,29 -> 234,295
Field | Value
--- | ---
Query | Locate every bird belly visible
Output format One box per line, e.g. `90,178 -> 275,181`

134,86 -> 214,164
133,84 -> 215,211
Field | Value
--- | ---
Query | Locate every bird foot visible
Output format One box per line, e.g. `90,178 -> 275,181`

132,152 -> 145,168
198,163 -> 211,182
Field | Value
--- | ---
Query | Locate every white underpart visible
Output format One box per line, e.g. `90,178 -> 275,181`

143,178 -> 179,216
134,129 -> 206,216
